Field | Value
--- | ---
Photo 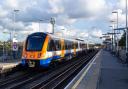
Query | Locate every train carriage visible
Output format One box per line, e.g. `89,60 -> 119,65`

21,32 -> 86,68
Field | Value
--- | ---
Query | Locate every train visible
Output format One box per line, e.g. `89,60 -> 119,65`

21,32 -> 87,68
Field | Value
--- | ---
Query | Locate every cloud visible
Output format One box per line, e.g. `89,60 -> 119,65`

0,0 -> 114,43
91,28 -> 103,38
108,9 -> 126,28
117,0 -> 126,10
0,0 -> 109,23
53,26 -> 103,43
62,0 -> 107,19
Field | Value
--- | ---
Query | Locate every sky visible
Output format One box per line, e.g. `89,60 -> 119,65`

0,0 -> 127,43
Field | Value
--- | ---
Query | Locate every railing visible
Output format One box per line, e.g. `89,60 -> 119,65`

0,45 -> 23,61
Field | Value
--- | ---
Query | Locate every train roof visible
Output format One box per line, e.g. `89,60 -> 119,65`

29,32 -> 86,43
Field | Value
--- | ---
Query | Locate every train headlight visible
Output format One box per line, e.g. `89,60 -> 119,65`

30,55 -> 34,58
38,53 -> 42,58
24,54 -> 27,58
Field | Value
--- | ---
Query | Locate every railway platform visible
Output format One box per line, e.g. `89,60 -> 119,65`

0,59 -> 21,74
65,49 -> 128,89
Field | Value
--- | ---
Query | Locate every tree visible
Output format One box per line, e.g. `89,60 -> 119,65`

119,32 -> 125,46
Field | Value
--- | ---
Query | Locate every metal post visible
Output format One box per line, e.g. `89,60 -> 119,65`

109,26 -> 113,51
13,9 -> 19,37
39,20 -> 43,32
113,24 -> 116,52
117,12 -> 118,29
13,10 -> 19,59
112,33 -> 113,51
126,0 -> 128,63
10,32 -> 12,59
2,42 -> 5,61
112,11 -> 119,55
116,12 -> 119,54
39,21 -> 40,32
50,18 -> 55,34
13,10 -> 15,36
61,29 -> 65,37
110,20 -> 116,52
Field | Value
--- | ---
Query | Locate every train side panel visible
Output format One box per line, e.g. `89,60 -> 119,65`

21,32 -> 87,68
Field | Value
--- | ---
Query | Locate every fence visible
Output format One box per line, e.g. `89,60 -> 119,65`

0,43 -> 23,61
118,46 -> 126,62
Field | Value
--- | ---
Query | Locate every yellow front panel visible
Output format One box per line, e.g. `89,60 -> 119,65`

22,35 -> 49,60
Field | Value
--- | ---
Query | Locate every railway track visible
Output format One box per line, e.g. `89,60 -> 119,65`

0,50 -> 98,89
32,51 -> 97,89
0,68 -> 48,89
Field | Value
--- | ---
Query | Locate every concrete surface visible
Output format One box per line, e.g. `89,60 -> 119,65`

0,59 -> 21,74
66,49 -> 128,89
97,50 -> 128,89
65,50 -> 101,89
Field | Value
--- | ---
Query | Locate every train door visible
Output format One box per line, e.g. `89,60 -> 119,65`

60,39 -> 65,57
47,38 -> 56,58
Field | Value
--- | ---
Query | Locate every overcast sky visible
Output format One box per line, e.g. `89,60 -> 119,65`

0,0 -> 127,43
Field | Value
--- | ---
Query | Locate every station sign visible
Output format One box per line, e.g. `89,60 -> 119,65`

12,38 -> 18,51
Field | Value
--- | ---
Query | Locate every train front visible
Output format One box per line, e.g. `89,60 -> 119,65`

21,32 -> 48,68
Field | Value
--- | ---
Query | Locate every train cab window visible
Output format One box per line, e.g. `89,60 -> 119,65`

47,39 -> 55,51
26,36 -> 45,51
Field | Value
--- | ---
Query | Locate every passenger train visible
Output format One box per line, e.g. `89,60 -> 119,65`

21,32 -> 87,67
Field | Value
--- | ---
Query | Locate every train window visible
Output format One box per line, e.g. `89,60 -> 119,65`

47,39 -> 55,51
68,41 -> 70,50
67,41 -> 69,50
26,36 -> 45,51
67,41 -> 70,50
70,42 -> 72,49
68,41 -> 70,49
54,39 -> 61,50
76,42 -> 78,48
75,42 -> 77,49
65,40 -> 68,50
71,42 -> 74,49
64,40 -> 66,50
80,43 -> 82,48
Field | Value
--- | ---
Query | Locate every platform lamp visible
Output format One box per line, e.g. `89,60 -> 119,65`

109,26 -> 114,51
112,11 -> 118,29
112,11 -> 119,55
110,20 -> 116,52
